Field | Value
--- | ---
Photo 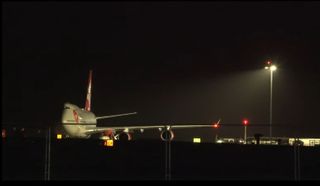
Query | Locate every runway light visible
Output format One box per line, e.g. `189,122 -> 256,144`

193,138 -> 201,143
104,139 -> 114,147
56,134 -> 62,139
270,65 -> 277,71
216,139 -> 224,144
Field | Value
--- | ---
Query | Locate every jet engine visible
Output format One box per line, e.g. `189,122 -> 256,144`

118,132 -> 132,141
160,130 -> 174,141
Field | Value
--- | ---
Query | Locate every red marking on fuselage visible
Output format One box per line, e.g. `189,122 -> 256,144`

73,110 -> 79,123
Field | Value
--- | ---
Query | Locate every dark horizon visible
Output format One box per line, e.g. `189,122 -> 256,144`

2,2 -> 320,137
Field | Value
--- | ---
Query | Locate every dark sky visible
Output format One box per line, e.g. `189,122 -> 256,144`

2,2 -> 320,137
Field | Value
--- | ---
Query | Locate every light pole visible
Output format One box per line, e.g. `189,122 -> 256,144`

265,62 -> 277,140
242,119 -> 249,144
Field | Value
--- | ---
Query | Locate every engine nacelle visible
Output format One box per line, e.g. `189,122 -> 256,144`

118,132 -> 132,141
160,130 -> 174,141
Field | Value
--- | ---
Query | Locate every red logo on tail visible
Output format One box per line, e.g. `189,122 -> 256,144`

85,70 -> 92,112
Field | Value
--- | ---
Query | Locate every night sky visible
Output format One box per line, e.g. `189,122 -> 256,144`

2,2 -> 320,138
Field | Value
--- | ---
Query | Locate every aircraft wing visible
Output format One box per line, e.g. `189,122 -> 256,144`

96,112 -> 137,120
84,125 -> 168,135
84,119 -> 221,135
169,119 -> 221,129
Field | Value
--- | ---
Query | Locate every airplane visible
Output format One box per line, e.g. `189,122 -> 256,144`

61,70 -> 221,141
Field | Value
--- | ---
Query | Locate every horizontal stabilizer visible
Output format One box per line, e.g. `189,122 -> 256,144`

96,112 -> 137,120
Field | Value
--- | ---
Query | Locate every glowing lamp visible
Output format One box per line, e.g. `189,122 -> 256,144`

242,119 -> 249,126
270,65 -> 277,71
57,134 -> 62,139
193,138 -> 201,143
213,123 -> 219,128
104,139 -> 114,147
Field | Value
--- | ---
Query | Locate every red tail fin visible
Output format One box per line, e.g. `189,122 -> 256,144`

85,70 -> 92,111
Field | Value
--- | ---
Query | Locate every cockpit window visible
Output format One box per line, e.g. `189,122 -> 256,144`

65,106 -> 70,109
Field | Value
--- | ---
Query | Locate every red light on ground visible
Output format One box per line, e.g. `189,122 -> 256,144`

242,119 -> 249,126
2,129 -> 6,138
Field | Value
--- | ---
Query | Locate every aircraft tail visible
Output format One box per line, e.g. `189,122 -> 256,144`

85,70 -> 92,111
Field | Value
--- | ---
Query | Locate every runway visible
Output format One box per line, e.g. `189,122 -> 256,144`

2,138 -> 320,180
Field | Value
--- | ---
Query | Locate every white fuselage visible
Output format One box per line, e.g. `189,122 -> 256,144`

61,103 -> 96,138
